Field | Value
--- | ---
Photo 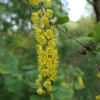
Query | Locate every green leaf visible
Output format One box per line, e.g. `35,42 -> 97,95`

63,26 -> 68,32
66,88 -> 74,95
59,87 -> 68,93
30,95 -> 40,100
56,16 -> 69,24
0,49 -> 5,58
25,70 -> 38,80
87,32 -> 95,39
54,91 -> 65,100
74,81 -> 82,90
52,86 -> 59,92
28,81 -> 38,89
0,64 -> 13,74
94,21 -> 100,42
12,73 -> 23,80
9,54 -> 19,71
4,77 -> 23,92
54,6 -> 69,24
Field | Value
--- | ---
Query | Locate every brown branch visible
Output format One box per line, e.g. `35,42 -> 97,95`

55,24 -> 86,47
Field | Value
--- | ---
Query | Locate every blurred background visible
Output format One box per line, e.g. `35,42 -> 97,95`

0,0 -> 100,100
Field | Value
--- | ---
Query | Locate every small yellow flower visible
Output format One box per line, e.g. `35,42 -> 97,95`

38,74 -> 43,81
36,79 -> 41,86
44,9 -> 53,18
41,69 -> 48,76
37,35 -> 47,44
50,74 -> 57,81
48,39 -> 57,47
43,80 -> 51,88
44,58 -> 52,67
44,29 -> 54,39
44,0 -> 51,7
29,0 -> 41,6
36,88 -> 45,95
46,47 -> 54,55
31,12 -> 39,22
40,16 -> 49,25
47,86 -> 52,92
50,25 -> 55,31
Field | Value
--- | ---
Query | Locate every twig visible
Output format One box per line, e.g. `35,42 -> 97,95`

55,24 -> 86,47
39,2 -> 44,15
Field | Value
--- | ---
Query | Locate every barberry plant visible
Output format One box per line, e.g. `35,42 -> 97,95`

28,0 -> 100,99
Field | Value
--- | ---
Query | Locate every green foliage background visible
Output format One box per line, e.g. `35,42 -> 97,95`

0,0 -> 100,100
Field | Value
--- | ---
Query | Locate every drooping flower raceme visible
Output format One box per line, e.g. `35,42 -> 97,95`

29,0 -> 59,95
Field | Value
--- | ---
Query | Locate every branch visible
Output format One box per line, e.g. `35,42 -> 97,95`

55,24 -> 86,47
39,2 -> 44,15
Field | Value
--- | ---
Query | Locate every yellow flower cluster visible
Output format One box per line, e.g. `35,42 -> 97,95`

97,72 -> 100,78
29,0 -> 59,95
96,95 -> 100,100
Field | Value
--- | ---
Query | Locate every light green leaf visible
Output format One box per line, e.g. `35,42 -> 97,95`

12,73 -> 23,80
0,64 -> 13,74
